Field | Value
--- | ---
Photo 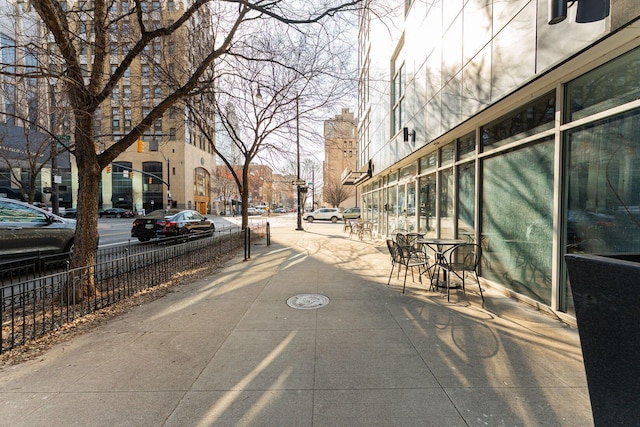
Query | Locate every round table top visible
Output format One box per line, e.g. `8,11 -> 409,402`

417,238 -> 465,245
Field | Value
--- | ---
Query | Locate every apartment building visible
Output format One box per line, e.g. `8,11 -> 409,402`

351,0 -> 640,318
98,1 -> 217,214
0,1 -> 218,214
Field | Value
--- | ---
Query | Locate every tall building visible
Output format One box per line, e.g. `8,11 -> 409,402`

324,108 -> 357,208
97,1 -> 217,214
0,1 -> 218,215
351,1 -> 640,319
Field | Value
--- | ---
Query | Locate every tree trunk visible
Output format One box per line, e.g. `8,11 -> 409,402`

67,115 -> 101,299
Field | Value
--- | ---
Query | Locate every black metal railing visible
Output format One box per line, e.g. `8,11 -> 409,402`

0,224 -> 264,354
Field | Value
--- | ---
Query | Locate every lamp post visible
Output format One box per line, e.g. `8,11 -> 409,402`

296,96 -> 304,231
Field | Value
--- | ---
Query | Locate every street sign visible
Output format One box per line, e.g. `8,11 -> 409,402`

292,179 -> 305,186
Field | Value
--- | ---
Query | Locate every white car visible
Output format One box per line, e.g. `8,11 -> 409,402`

303,208 -> 343,223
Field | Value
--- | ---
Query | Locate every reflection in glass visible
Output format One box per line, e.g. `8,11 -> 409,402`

372,189 -> 379,234
481,92 -> 555,150
457,161 -> 475,241
406,182 -> 416,232
398,184 -> 406,230
387,185 -> 398,232
440,168 -> 454,238
482,139 -> 554,305
419,173 -> 436,236
565,109 -> 640,312
457,132 -> 476,160
566,47 -> 640,122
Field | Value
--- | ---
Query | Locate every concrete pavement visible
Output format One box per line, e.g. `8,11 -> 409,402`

0,218 -> 593,426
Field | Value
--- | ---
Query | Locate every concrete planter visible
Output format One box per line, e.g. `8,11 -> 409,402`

564,253 -> 640,426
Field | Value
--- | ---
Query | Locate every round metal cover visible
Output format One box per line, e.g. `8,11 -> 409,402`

287,294 -> 330,310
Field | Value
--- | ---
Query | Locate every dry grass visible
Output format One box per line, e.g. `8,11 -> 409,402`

0,250 -> 237,368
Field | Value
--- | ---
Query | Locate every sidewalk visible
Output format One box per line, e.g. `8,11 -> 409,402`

0,220 -> 593,426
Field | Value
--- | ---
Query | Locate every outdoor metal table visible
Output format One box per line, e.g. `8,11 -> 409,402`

417,238 -> 465,291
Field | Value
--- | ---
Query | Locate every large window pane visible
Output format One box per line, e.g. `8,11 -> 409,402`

564,109 -> 640,311
481,92 -> 555,150
482,138 -> 554,305
406,183 -> 416,232
419,173 -> 436,236
440,168 -> 454,238
458,161 -> 475,240
566,47 -> 640,122
112,162 -> 133,209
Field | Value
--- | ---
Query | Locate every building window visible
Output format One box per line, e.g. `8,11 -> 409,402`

482,138 -> 554,306
392,60 -> 404,136
154,119 -> 162,130
169,128 -> 176,140
566,46 -> 640,122
481,92 -> 555,151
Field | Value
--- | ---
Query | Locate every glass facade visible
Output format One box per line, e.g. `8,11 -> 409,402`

482,139 -> 554,305
111,162 -> 133,209
360,45 -> 640,317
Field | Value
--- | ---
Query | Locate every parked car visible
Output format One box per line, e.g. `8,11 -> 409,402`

273,207 -> 287,214
0,197 -> 76,260
131,209 -> 215,242
302,208 -> 343,223
342,207 -> 361,220
247,207 -> 261,216
100,208 -> 134,218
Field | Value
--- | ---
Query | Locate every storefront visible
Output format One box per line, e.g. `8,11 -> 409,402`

359,43 -> 640,318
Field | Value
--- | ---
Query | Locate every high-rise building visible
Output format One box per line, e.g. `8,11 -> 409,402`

352,1 -> 640,318
96,1 -> 217,214
324,108 -> 357,209
0,1 -> 218,215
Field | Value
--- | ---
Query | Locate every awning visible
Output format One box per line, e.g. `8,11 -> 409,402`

341,160 -> 374,186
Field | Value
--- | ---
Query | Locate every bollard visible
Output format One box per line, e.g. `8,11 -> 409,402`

244,227 -> 251,261
266,222 -> 271,246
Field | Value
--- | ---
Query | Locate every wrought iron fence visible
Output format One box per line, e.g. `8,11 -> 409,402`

0,224 -> 265,354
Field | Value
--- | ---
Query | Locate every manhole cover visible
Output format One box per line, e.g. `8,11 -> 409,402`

286,294 -> 330,310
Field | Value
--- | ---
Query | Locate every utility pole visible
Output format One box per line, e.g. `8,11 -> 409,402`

296,95 -> 304,231
49,84 -> 59,215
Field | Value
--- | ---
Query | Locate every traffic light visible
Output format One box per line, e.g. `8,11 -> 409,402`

106,165 -> 111,173
137,139 -> 144,152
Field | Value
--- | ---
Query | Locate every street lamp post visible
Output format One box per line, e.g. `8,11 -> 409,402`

296,96 -> 304,231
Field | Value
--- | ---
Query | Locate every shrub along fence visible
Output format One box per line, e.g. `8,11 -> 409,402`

0,223 -> 265,354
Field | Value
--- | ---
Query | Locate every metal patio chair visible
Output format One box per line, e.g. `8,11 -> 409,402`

387,239 -> 429,294
439,243 -> 484,302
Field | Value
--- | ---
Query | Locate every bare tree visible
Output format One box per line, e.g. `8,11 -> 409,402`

4,0 -> 364,298
324,178 -> 352,208
188,12 -> 357,229
214,165 -> 240,215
